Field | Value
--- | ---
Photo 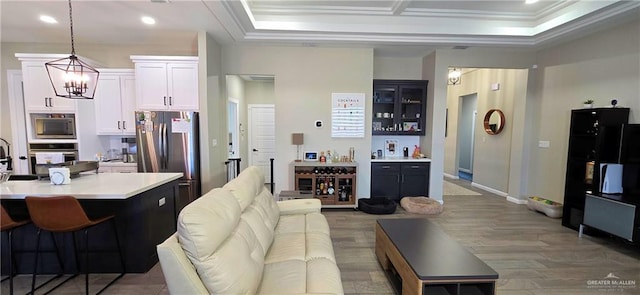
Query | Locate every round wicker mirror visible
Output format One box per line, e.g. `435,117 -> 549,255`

483,109 -> 505,135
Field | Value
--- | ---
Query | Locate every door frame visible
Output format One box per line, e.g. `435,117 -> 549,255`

247,104 -> 275,177
456,93 -> 477,177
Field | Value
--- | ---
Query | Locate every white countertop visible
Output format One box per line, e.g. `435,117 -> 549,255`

371,157 -> 431,162
0,172 -> 182,200
291,161 -> 358,167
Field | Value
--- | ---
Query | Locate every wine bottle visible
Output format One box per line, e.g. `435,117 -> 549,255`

328,178 -> 335,195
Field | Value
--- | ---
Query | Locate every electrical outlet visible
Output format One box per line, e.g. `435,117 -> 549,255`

538,141 -> 550,148
159,197 -> 166,206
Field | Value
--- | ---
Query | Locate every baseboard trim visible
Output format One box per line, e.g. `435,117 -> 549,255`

458,168 -> 472,174
506,196 -> 528,205
444,173 -> 459,179
471,182 -> 508,197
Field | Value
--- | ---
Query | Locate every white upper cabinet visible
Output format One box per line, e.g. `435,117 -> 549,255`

17,55 -> 77,113
131,56 -> 199,111
94,70 -> 136,135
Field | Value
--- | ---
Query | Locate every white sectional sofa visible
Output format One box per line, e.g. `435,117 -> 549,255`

157,166 -> 344,294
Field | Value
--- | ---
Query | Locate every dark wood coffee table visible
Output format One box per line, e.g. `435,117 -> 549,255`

375,218 -> 498,295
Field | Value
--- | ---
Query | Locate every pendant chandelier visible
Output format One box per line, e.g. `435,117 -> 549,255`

45,0 -> 99,99
447,68 -> 461,85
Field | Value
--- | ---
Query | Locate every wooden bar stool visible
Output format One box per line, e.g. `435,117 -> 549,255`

25,196 -> 125,295
1,205 -> 30,295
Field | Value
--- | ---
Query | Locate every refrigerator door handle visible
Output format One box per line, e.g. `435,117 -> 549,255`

159,123 -> 165,169
163,123 -> 169,169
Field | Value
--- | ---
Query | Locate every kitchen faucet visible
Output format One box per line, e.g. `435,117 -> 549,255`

0,137 -> 13,171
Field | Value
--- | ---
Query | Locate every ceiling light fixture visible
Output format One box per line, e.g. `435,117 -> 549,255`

45,0 -> 99,99
525,0 -> 539,4
141,16 -> 156,25
39,15 -> 58,24
448,68 -> 461,85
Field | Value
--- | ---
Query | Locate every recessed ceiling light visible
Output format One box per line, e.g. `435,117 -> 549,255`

141,16 -> 156,25
525,0 -> 539,4
39,15 -> 58,24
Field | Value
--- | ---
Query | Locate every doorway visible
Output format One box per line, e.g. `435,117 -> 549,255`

248,104 -> 275,183
457,93 -> 477,181
227,99 -> 240,158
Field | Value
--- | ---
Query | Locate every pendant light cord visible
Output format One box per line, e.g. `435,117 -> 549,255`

68,0 -> 75,55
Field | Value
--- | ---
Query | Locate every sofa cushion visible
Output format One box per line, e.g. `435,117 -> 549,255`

258,258 -> 344,294
224,166 -> 265,210
178,188 -> 264,294
276,213 -> 330,235
241,203 -> 275,255
266,232 -> 336,264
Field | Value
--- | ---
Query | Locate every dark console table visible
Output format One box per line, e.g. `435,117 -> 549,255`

375,218 -> 498,295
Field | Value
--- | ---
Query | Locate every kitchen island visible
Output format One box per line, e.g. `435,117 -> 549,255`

1,172 -> 182,274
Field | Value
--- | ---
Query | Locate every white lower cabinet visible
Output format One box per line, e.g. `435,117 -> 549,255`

94,70 -> 136,135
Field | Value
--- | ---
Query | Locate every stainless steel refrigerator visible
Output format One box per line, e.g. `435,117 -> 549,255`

135,111 -> 200,212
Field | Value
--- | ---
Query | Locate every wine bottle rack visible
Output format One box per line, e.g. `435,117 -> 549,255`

293,162 -> 357,207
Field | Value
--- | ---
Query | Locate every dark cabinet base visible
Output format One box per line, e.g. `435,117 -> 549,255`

371,162 -> 430,202
0,180 -> 179,275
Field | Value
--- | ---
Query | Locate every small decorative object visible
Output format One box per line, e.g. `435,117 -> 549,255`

319,151 -> 326,163
583,99 -> 594,108
412,145 -> 421,159
304,151 -> 318,162
611,99 -> 618,107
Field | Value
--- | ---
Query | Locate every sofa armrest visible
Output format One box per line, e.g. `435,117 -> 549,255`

277,198 -> 321,215
157,233 -> 209,295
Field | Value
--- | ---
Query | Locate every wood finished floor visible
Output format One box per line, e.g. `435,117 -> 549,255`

3,179 -> 639,294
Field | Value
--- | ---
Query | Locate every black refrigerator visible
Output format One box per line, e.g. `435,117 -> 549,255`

135,111 -> 201,212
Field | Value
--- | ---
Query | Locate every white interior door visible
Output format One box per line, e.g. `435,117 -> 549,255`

248,104 -> 275,183
7,70 -> 29,174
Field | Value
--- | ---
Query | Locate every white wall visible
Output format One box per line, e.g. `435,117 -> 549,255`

374,56 -> 423,80
222,46 -> 374,198
527,19 -> 640,203
225,75 -> 248,170
198,32 -> 225,192
245,80 -> 275,105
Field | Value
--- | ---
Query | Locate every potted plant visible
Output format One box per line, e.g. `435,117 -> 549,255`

583,99 -> 594,108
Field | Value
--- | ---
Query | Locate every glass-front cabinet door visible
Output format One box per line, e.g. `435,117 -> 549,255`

373,84 -> 397,134
372,80 -> 428,135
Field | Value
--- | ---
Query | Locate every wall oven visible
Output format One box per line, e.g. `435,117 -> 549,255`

28,143 -> 78,174
32,114 -> 76,139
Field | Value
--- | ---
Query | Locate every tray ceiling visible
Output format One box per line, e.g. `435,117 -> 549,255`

1,0 -> 638,56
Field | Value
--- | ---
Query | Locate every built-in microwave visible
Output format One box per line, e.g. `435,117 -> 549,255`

32,114 -> 76,139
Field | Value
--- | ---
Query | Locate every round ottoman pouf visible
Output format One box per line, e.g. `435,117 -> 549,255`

358,197 -> 397,214
400,196 -> 443,215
